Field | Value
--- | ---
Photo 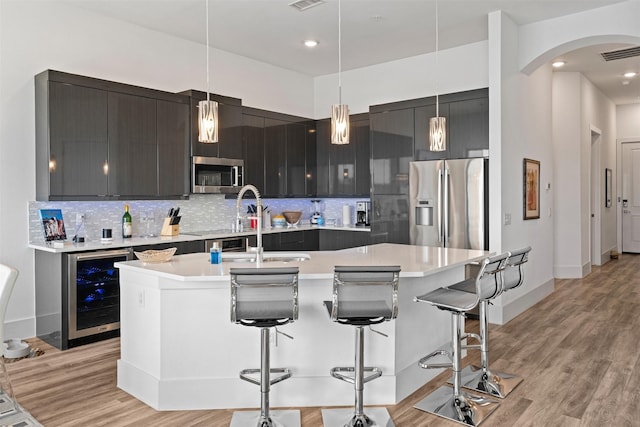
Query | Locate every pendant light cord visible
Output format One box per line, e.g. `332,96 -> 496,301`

435,0 -> 439,117
205,0 -> 210,103
338,0 -> 342,104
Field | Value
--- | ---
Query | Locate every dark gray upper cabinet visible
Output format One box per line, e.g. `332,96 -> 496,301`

35,70 -> 190,200
352,115 -> 371,196
242,107 -> 313,197
315,114 -> 370,197
107,92 -> 157,197
264,118 -> 287,196
286,122 -> 307,196
370,108 -> 414,196
179,90 -> 243,160
315,119 -> 331,196
305,121 -> 317,197
242,113 -> 266,194
412,89 -> 488,161
448,97 -> 489,159
157,100 -> 190,197
37,80 -> 109,199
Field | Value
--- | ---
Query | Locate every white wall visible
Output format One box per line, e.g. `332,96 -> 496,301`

617,104 -> 640,139
552,72 -> 583,277
313,41 -> 488,118
0,0 -> 314,339
488,11 -> 555,324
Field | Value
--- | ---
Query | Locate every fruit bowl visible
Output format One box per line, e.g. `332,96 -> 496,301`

134,247 -> 177,263
282,211 -> 303,227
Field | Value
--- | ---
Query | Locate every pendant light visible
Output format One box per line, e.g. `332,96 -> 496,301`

429,0 -> 446,152
331,0 -> 349,145
198,0 -> 219,143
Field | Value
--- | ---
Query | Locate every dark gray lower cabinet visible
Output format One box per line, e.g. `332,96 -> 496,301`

134,240 -> 204,254
318,230 -> 370,250
262,230 -> 319,251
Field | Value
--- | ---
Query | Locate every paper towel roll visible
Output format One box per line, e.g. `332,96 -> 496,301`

342,205 -> 351,226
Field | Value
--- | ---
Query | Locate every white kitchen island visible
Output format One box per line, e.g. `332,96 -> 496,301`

115,243 -> 486,410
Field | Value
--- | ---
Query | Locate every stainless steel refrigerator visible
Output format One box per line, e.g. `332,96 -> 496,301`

409,159 -> 488,250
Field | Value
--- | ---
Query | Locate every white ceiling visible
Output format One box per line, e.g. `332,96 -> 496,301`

63,0 -> 640,104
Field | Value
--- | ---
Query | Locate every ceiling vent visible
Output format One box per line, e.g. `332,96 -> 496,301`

600,46 -> 640,62
289,0 -> 325,12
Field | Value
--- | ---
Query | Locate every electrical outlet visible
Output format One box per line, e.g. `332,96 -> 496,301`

138,290 -> 145,308
504,213 -> 511,225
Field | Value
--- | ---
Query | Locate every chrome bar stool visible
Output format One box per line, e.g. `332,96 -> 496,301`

452,246 -> 532,399
321,265 -> 401,427
229,267 -> 300,427
413,253 -> 508,426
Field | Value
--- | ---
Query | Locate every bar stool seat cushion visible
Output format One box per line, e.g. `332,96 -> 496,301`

446,278 -> 475,294
323,301 -> 390,326
416,286 -> 478,313
236,300 -> 296,327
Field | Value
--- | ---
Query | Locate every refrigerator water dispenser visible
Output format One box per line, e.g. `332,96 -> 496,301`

415,200 -> 434,226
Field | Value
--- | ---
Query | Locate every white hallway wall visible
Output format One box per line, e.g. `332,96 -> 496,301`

552,73 -> 617,278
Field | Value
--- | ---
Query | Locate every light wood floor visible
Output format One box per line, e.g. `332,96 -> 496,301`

6,253 -> 640,426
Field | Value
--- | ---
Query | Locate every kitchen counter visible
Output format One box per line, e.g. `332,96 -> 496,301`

115,243 -> 486,410
28,224 -> 370,253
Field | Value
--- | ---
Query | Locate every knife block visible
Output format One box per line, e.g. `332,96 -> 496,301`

160,217 -> 179,236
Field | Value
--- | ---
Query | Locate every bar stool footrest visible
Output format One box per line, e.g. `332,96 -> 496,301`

450,364 -> 524,399
414,384 -> 500,426
239,368 -> 292,387
418,349 -> 453,369
330,366 -> 382,385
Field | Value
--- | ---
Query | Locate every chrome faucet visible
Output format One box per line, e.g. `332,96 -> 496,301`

236,184 -> 263,262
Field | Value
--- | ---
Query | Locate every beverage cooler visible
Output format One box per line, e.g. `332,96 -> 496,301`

66,248 -> 133,345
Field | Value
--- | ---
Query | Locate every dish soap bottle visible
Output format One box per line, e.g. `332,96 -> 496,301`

122,204 -> 132,239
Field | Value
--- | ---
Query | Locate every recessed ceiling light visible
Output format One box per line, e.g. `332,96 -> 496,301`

623,71 -> 637,78
552,61 -> 566,68
304,40 -> 318,48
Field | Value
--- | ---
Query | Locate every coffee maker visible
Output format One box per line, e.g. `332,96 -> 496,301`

355,201 -> 371,227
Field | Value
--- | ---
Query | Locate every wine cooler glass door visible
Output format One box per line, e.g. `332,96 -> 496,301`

67,248 -> 133,340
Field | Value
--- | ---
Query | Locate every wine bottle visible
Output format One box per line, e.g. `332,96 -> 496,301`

122,204 -> 132,239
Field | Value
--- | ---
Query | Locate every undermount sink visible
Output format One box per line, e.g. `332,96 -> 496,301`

222,252 -> 310,263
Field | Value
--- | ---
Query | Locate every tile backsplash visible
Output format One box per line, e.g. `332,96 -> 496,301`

29,195 -> 369,243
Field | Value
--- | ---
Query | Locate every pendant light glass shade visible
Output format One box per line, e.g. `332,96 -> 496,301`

331,104 -> 350,145
198,99 -> 219,143
429,116 -> 446,152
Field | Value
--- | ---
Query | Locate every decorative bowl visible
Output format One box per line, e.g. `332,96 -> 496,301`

4,339 -> 30,359
282,211 -> 303,226
134,247 -> 177,263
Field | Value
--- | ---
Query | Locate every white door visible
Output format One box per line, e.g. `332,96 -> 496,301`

622,142 -> 640,253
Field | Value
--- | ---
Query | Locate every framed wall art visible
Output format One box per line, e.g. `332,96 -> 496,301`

523,158 -> 540,220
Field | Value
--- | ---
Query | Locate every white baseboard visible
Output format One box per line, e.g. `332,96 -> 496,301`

554,263 -> 591,278
4,318 -> 35,341
489,278 -> 555,325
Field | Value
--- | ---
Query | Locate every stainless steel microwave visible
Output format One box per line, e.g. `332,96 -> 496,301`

192,156 -> 244,194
